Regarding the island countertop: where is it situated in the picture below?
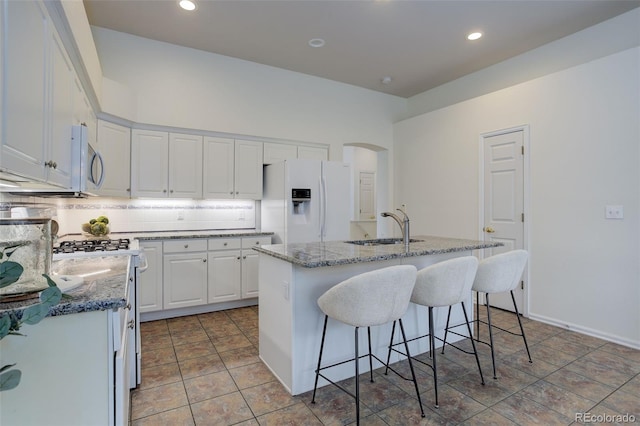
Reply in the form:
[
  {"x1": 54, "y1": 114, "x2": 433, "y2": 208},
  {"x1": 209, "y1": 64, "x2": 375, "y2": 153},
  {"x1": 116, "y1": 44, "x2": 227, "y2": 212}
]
[
  {"x1": 0, "y1": 255, "x2": 131, "y2": 317},
  {"x1": 253, "y1": 235, "x2": 502, "y2": 268}
]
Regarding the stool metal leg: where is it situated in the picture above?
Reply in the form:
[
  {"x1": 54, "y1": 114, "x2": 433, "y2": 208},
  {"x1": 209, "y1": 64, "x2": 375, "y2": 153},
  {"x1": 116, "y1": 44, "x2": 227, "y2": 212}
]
[
  {"x1": 461, "y1": 301, "x2": 485, "y2": 385},
  {"x1": 485, "y1": 293, "x2": 498, "y2": 379},
  {"x1": 384, "y1": 320, "x2": 397, "y2": 375},
  {"x1": 428, "y1": 307, "x2": 439, "y2": 408},
  {"x1": 398, "y1": 318, "x2": 426, "y2": 418},
  {"x1": 367, "y1": 327, "x2": 374, "y2": 383},
  {"x1": 511, "y1": 290, "x2": 533, "y2": 364},
  {"x1": 441, "y1": 305, "x2": 453, "y2": 354},
  {"x1": 354, "y1": 326, "x2": 360, "y2": 426},
  {"x1": 311, "y1": 315, "x2": 329, "y2": 403}
]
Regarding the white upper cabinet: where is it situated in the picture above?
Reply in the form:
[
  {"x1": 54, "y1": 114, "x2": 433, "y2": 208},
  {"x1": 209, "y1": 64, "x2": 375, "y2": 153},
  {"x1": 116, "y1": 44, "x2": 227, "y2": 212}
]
[
  {"x1": 297, "y1": 145, "x2": 329, "y2": 161},
  {"x1": 234, "y1": 139, "x2": 263, "y2": 199},
  {"x1": 47, "y1": 28, "x2": 75, "y2": 188},
  {"x1": 96, "y1": 120, "x2": 131, "y2": 198},
  {"x1": 1, "y1": 1, "x2": 50, "y2": 182},
  {"x1": 263, "y1": 142, "x2": 297, "y2": 165},
  {"x1": 169, "y1": 133, "x2": 203, "y2": 198},
  {"x1": 131, "y1": 129, "x2": 203, "y2": 198},
  {"x1": 131, "y1": 129, "x2": 169, "y2": 198},
  {"x1": 203, "y1": 137, "x2": 263, "y2": 200}
]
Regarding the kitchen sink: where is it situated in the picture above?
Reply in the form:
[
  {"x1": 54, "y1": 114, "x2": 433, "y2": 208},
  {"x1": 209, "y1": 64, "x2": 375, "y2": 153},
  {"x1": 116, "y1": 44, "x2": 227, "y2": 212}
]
[{"x1": 345, "y1": 238, "x2": 424, "y2": 246}]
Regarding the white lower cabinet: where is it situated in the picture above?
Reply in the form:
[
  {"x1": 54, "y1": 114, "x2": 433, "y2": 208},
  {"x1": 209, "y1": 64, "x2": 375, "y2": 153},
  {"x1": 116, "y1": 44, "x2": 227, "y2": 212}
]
[
  {"x1": 139, "y1": 241, "x2": 163, "y2": 313},
  {"x1": 163, "y1": 240, "x2": 208, "y2": 309},
  {"x1": 139, "y1": 236, "x2": 271, "y2": 319}
]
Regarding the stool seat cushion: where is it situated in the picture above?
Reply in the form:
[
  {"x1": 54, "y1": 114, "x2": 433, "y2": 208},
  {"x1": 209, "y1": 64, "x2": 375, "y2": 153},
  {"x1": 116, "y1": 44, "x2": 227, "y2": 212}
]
[
  {"x1": 411, "y1": 257, "x2": 478, "y2": 308},
  {"x1": 472, "y1": 249, "x2": 528, "y2": 294},
  {"x1": 317, "y1": 265, "x2": 417, "y2": 327}
]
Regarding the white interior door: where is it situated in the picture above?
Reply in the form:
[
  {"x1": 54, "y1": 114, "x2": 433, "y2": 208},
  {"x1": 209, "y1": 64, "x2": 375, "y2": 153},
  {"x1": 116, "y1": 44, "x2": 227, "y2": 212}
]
[
  {"x1": 482, "y1": 129, "x2": 525, "y2": 313},
  {"x1": 358, "y1": 171, "x2": 376, "y2": 221}
]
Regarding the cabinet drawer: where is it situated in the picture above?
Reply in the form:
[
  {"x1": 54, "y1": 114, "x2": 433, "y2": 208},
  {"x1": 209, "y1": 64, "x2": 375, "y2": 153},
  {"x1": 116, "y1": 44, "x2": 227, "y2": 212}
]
[
  {"x1": 208, "y1": 238, "x2": 241, "y2": 251},
  {"x1": 163, "y1": 239, "x2": 207, "y2": 253},
  {"x1": 241, "y1": 236, "x2": 272, "y2": 249}
]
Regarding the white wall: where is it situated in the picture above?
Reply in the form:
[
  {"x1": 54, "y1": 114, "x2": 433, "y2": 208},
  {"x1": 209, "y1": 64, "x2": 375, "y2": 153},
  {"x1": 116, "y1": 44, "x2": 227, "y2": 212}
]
[
  {"x1": 394, "y1": 47, "x2": 640, "y2": 347},
  {"x1": 91, "y1": 27, "x2": 405, "y2": 162}
]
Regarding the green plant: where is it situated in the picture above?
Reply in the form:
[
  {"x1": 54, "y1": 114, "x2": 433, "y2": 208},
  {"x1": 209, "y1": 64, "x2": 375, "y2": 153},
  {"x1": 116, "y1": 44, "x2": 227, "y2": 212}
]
[{"x1": 0, "y1": 243, "x2": 62, "y2": 391}]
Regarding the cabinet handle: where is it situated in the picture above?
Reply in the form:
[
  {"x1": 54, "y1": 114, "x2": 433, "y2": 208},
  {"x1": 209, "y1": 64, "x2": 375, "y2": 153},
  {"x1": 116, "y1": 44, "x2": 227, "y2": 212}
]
[
  {"x1": 237, "y1": 256, "x2": 241, "y2": 260},
  {"x1": 243, "y1": 255, "x2": 247, "y2": 259},
  {"x1": 45, "y1": 160, "x2": 57, "y2": 169},
  {"x1": 230, "y1": 191, "x2": 234, "y2": 195},
  {"x1": 236, "y1": 191, "x2": 239, "y2": 195},
  {"x1": 127, "y1": 188, "x2": 131, "y2": 192},
  {"x1": 170, "y1": 189, "x2": 174, "y2": 193},
  {"x1": 223, "y1": 242, "x2": 228, "y2": 246},
  {"x1": 163, "y1": 189, "x2": 167, "y2": 193},
  {"x1": 184, "y1": 244, "x2": 189, "y2": 248},
  {"x1": 127, "y1": 320, "x2": 135, "y2": 329},
  {"x1": 203, "y1": 258, "x2": 207, "y2": 262}
]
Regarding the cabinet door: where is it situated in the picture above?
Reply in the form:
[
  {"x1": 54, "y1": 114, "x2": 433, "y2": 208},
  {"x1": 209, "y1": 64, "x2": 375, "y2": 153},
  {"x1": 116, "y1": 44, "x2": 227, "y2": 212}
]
[
  {"x1": 241, "y1": 250, "x2": 260, "y2": 299},
  {"x1": 96, "y1": 120, "x2": 131, "y2": 198},
  {"x1": 169, "y1": 133, "x2": 203, "y2": 198},
  {"x1": 1, "y1": 0, "x2": 48, "y2": 181},
  {"x1": 139, "y1": 241, "x2": 163, "y2": 313},
  {"x1": 208, "y1": 250, "x2": 241, "y2": 303},
  {"x1": 234, "y1": 139, "x2": 263, "y2": 200},
  {"x1": 131, "y1": 129, "x2": 169, "y2": 197},
  {"x1": 47, "y1": 29, "x2": 74, "y2": 188},
  {"x1": 163, "y1": 252, "x2": 208, "y2": 309},
  {"x1": 263, "y1": 142, "x2": 297, "y2": 165},
  {"x1": 298, "y1": 145, "x2": 329, "y2": 161},
  {"x1": 203, "y1": 136, "x2": 235, "y2": 199}
]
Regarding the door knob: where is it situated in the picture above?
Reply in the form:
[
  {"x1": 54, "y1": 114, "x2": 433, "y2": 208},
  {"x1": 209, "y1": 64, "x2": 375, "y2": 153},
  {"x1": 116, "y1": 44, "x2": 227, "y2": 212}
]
[{"x1": 483, "y1": 226, "x2": 495, "y2": 233}]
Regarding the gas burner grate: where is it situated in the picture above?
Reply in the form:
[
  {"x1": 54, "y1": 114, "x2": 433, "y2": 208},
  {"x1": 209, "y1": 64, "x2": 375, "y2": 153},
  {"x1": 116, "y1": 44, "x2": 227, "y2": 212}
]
[{"x1": 53, "y1": 238, "x2": 131, "y2": 254}]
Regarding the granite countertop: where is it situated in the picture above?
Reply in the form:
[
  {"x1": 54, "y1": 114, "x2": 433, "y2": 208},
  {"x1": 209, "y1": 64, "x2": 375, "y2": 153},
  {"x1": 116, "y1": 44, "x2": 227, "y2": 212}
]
[
  {"x1": 0, "y1": 255, "x2": 131, "y2": 318},
  {"x1": 253, "y1": 235, "x2": 503, "y2": 268}
]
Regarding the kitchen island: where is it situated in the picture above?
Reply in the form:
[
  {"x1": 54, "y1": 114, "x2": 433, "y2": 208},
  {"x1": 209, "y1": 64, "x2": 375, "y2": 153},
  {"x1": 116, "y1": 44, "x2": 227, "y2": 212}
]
[
  {"x1": 0, "y1": 255, "x2": 135, "y2": 426},
  {"x1": 254, "y1": 236, "x2": 501, "y2": 395}
]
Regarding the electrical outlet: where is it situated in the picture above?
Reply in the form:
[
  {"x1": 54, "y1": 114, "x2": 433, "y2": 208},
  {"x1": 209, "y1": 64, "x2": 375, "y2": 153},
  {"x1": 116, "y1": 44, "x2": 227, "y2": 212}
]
[
  {"x1": 605, "y1": 205, "x2": 623, "y2": 219},
  {"x1": 177, "y1": 209, "x2": 185, "y2": 220}
]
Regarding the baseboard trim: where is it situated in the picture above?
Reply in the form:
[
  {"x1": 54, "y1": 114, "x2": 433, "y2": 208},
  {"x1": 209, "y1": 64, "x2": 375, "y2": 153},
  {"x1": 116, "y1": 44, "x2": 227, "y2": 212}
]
[
  {"x1": 141, "y1": 298, "x2": 258, "y2": 322},
  {"x1": 528, "y1": 312, "x2": 640, "y2": 350}
]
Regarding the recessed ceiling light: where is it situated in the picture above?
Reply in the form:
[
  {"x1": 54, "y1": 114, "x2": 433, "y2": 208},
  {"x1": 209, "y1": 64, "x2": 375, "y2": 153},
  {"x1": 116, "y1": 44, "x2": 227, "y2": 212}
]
[
  {"x1": 467, "y1": 32, "x2": 482, "y2": 41},
  {"x1": 381, "y1": 76, "x2": 392, "y2": 85},
  {"x1": 179, "y1": 0, "x2": 197, "y2": 11},
  {"x1": 308, "y1": 38, "x2": 325, "y2": 48}
]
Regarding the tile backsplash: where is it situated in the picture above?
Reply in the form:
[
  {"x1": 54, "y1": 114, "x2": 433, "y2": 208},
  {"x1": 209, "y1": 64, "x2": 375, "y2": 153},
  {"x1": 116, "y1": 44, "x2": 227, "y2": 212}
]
[{"x1": 1, "y1": 194, "x2": 256, "y2": 236}]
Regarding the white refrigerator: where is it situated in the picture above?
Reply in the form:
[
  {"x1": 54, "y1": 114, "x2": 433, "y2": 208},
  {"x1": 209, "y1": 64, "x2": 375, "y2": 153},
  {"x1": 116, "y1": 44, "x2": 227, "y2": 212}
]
[{"x1": 262, "y1": 159, "x2": 351, "y2": 244}]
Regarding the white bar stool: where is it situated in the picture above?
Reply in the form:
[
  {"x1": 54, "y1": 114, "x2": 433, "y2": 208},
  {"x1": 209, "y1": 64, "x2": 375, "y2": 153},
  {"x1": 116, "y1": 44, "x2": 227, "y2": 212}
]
[
  {"x1": 311, "y1": 265, "x2": 425, "y2": 425},
  {"x1": 386, "y1": 256, "x2": 484, "y2": 408},
  {"x1": 443, "y1": 249, "x2": 531, "y2": 379}
]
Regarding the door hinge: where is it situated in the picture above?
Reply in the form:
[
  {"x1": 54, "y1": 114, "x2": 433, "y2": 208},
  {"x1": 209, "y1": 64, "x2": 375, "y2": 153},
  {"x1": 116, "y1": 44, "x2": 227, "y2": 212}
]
[
  {"x1": 521, "y1": 145, "x2": 524, "y2": 155},
  {"x1": 521, "y1": 213, "x2": 524, "y2": 222},
  {"x1": 521, "y1": 280, "x2": 524, "y2": 290}
]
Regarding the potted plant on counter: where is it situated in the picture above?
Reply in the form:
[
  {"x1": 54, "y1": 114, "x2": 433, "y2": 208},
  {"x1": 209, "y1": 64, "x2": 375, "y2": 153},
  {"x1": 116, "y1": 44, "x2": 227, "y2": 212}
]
[{"x1": 0, "y1": 242, "x2": 62, "y2": 391}]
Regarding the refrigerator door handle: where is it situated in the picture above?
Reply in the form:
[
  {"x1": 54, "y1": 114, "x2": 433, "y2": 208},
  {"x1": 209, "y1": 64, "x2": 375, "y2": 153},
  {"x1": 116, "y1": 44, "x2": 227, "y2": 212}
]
[{"x1": 319, "y1": 175, "x2": 326, "y2": 239}]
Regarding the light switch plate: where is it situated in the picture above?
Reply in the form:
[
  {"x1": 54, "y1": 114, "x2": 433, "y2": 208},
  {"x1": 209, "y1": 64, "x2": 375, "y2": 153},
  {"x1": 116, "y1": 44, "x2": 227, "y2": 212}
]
[{"x1": 605, "y1": 205, "x2": 623, "y2": 219}]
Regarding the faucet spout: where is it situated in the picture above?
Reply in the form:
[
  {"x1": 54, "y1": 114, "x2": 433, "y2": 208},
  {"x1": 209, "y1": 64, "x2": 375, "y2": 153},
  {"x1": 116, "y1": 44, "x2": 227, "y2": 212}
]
[{"x1": 381, "y1": 209, "x2": 411, "y2": 248}]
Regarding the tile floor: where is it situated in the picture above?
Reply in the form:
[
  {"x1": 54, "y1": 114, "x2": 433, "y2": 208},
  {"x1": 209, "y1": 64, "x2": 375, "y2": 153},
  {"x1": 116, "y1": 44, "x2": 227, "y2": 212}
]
[{"x1": 131, "y1": 305, "x2": 640, "y2": 425}]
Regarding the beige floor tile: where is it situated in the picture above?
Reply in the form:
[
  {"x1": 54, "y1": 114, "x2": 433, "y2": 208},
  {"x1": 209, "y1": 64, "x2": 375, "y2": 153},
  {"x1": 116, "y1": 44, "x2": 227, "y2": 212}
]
[
  {"x1": 518, "y1": 380, "x2": 596, "y2": 418},
  {"x1": 131, "y1": 382, "x2": 189, "y2": 420},
  {"x1": 131, "y1": 405, "x2": 195, "y2": 426},
  {"x1": 218, "y1": 345, "x2": 261, "y2": 370},
  {"x1": 171, "y1": 328, "x2": 211, "y2": 346},
  {"x1": 241, "y1": 381, "x2": 299, "y2": 416},
  {"x1": 143, "y1": 346, "x2": 177, "y2": 367},
  {"x1": 492, "y1": 392, "x2": 572, "y2": 425},
  {"x1": 203, "y1": 321, "x2": 242, "y2": 339},
  {"x1": 459, "y1": 408, "x2": 518, "y2": 426},
  {"x1": 228, "y1": 361, "x2": 276, "y2": 389},
  {"x1": 211, "y1": 333, "x2": 253, "y2": 353},
  {"x1": 179, "y1": 353, "x2": 227, "y2": 380},
  {"x1": 191, "y1": 391, "x2": 254, "y2": 425},
  {"x1": 174, "y1": 340, "x2": 216, "y2": 362},
  {"x1": 184, "y1": 370, "x2": 239, "y2": 404},
  {"x1": 545, "y1": 368, "x2": 616, "y2": 402},
  {"x1": 140, "y1": 361, "x2": 183, "y2": 390},
  {"x1": 256, "y1": 402, "x2": 323, "y2": 425}
]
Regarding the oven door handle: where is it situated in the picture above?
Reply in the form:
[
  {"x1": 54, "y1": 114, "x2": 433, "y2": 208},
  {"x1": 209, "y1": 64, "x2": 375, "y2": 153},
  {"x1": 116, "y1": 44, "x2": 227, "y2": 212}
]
[{"x1": 137, "y1": 251, "x2": 149, "y2": 273}]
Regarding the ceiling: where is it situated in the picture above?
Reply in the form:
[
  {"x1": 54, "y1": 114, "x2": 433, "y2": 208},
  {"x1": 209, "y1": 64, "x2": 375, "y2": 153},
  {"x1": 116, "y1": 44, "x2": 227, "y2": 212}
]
[{"x1": 83, "y1": 0, "x2": 639, "y2": 98}]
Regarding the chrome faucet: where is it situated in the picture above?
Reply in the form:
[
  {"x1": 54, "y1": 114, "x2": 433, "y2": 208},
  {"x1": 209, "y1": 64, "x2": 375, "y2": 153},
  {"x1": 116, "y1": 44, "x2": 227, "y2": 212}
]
[{"x1": 381, "y1": 207, "x2": 410, "y2": 248}]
